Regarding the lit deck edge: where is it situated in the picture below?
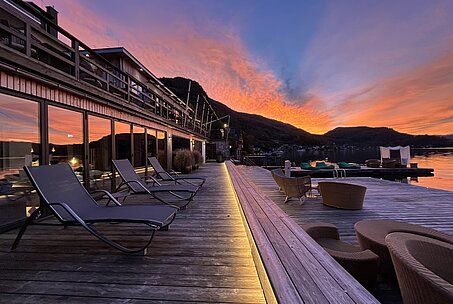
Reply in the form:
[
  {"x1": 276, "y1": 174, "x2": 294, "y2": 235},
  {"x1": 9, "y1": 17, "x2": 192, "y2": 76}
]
[{"x1": 224, "y1": 162, "x2": 277, "y2": 304}]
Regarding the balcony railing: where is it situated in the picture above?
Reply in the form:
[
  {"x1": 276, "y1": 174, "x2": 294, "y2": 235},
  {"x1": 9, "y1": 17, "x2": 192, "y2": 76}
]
[{"x1": 0, "y1": 0, "x2": 209, "y2": 137}]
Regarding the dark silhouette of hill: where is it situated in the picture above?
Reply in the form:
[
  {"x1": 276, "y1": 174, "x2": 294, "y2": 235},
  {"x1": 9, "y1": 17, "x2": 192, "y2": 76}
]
[
  {"x1": 324, "y1": 127, "x2": 450, "y2": 147},
  {"x1": 160, "y1": 77, "x2": 451, "y2": 149},
  {"x1": 160, "y1": 77, "x2": 324, "y2": 150}
]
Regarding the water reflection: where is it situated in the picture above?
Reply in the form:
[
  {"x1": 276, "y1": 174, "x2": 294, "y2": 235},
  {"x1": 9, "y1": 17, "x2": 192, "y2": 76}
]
[{"x1": 408, "y1": 153, "x2": 453, "y2": 191}]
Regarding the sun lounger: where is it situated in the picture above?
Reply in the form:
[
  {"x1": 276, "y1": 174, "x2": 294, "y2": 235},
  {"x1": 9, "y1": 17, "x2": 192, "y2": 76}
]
[
  {"x1": 148, "y1": 157, "x2": 206, "y2": 187},
  {"x1": 112, "y1": 159, "x2": 199, "y2": 209},
  {"x1": 300, "y1": 162, "x2": 319, "y2": 170},
  {"x1": 315, "y1": 161, "x2": 335, "y2": 169},
  {"x1": 337, "y1": 161, "x2": 361, "y2": 169},
  {"x1": 11, "y1": 163, "x2": 178, "y2": 254}
]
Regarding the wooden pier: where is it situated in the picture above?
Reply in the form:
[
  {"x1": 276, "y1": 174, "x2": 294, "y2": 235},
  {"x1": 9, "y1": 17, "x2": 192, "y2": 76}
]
[
  {"x1": 289, "y1": 166, "x2": 434, "y2": 178},
  {"x1": 238, "y1": 165, "x2": 453, "y2": 303},
  {"x1": 0, "y1": 163, "x2": 266, "y2": 303},
  {"x1": 1, "y1": 162, "x2": 451, "y2": 303}
]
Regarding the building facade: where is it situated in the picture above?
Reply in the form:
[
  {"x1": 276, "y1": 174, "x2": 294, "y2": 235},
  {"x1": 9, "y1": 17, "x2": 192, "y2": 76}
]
[{"x1": 0, "y1": 0, "x2": 215, "y2": 231}]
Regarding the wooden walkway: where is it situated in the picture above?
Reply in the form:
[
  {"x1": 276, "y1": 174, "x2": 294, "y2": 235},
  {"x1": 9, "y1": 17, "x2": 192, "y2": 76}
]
[
  {"x1": 226, "y1": 162, "x2": 378, "y2": 304},
  {"x1": 238, "y1": 165, "x2": 453, "y2": 303},
  {"x1": 0, "y1": 163, "x2": 266, "y2": 303}
]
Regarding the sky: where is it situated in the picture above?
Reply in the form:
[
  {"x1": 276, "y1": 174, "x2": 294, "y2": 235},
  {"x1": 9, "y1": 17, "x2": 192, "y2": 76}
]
[{"x1": 40, "y1": 0, "x2": 453, "y2": 135}]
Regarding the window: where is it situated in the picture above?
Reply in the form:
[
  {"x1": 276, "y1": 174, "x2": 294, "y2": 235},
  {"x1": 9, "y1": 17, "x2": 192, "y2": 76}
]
[
  {"x1": 88, "y1": 115, "x2": 112, "y2": 190},
  {"x1": 157, "y1": 130, "x2": 167, "y2": 169},
  {"x1": 0, "y1": 94, "x2": 40, "y2": 228},
  {"x1": 48, "y1": 105, "x2": 84, "y2": 181},
  {"x1": 115, "y1": 121, "x2": 131, "y2": 161},
  {"x1": 133, "y1": 126, "x2": 145, "y2": 167},
  {"x1": 173, "y1": 136, "x2": 190, "y2": 150},
  {"x1": 147, "y1": 128, "x2": 157, "y2": 158}
]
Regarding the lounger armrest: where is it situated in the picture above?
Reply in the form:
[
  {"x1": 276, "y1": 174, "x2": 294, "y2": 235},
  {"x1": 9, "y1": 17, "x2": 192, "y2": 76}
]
[
  {"x1": 90, "y1": 190, "x2": 122, "y2": 206},
  {"x1": 141, "y1": 175, "x2": 161, "y2": 186},
  {"x1": 168, "y1": 169, "x2": 179, "y2": 176},
  {"x1": 49, "y1": 202, "x2": 87, "y2": 225},
  {"x1": 122, "y1": 180, "x2": 150, "y2": 193}
]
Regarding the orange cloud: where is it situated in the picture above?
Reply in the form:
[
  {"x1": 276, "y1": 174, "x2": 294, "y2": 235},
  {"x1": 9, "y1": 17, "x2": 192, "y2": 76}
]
[
  {"x1": 42, "y1": 0, "x2": 333, "y2": 134},
  {"x1": 334, "y1": 51, "x2": 453, "y2": 135}
]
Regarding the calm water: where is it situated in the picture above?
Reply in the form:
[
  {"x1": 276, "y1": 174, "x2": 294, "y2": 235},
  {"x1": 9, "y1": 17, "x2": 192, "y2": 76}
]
[{"x1": 281, "y1": 147, "x2": 453, "y2": 192}]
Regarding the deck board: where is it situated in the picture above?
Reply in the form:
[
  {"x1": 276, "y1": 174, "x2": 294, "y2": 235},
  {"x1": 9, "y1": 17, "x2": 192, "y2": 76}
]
[
  {"x1": 0, "y1": 163, "x2": 266, "y2": 303},
  {"x1": 238, "y1": 165, "x2": 453, "y2": 304}
]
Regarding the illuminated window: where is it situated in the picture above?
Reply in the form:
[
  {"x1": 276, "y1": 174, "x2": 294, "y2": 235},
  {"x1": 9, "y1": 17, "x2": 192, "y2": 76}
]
[{"x1": 48, "y1": 105, "x2": 84, "y2": 181}]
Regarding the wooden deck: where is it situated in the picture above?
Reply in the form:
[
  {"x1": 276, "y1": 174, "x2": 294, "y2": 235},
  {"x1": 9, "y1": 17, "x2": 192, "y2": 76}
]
[
  {"x1": 0, "y1": 163, "x2": 266, "y2": 303},
  {"x1": 238, "y1": 165, "x2": 453, "y2": 303},
  {"x1": 226, "y1": 162, "x2": 378, "y2": 304}
]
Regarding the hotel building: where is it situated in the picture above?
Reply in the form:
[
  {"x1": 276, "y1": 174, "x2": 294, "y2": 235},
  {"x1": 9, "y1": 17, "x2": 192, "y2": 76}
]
[{"x1": 0, "y1": 0, "x2": 216, "y2": 231}]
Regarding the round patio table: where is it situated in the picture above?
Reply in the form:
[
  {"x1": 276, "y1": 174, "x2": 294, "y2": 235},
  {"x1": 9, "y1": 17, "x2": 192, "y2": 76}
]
[{"x1": 354, "y1": 219, "x2": 453, "y2": 276}]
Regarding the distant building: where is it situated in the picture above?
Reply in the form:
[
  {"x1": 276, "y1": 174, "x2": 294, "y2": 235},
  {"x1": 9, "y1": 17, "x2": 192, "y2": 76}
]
[{"x1": 0, "y1": 0, "x2": 216, "y2": 231}]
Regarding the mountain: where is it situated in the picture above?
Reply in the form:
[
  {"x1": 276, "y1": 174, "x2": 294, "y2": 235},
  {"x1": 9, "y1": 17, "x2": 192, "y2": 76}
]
[
  {"x1": 160, "y1": 77, "x2": 451, "y2": 150},
  {"x1": 160, "y1": 77, "x2": 324, "y2": 151},
  {"x1": 324, "y1": 127, "x2": 451, "y2": 147}
]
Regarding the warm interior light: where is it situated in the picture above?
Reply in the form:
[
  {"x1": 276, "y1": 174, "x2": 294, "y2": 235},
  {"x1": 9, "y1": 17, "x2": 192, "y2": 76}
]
[
  {"x1": 70, "y1": 157, "x2": 78, "y2": 166},
  {"x1": 223, "y1": 123, "x2": 228, "y2": 128},
  {"x1": 51, "y1": 147, "x2": 56, "y2": 153}
]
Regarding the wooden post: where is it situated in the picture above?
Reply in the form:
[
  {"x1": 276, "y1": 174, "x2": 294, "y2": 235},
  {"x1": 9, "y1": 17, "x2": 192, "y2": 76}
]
[
  {"x1": 193, "y1": 94, "x2": 199, "y2": 131},
  {"x1": 200, "y1": 101, "x2": 206, "y2": 134},
  {"x1": 73, "y1": 40, "x2": 80, "y2": 79},
  {"x1": 25, "y1": 23, "x2": 31, "y2": 57}
]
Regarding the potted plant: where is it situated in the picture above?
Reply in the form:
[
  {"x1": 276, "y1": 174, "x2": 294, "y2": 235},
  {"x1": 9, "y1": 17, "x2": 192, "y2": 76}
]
[
  {"x1": 192, "y1": 150, "x2": 203, "y2": 170},
  {"x1": 216, "y1": 151, "x2": 225, "y2": 163},
  {"x1": 174, "y1": 149, "x2": 194, "y2": 174}
]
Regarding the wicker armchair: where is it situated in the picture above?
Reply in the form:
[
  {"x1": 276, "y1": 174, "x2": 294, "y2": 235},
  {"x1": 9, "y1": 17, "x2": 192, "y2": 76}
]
[
  {"x1": 318, "y1": 181, "x2": 367, "y2": 209},
  {"x1": 271, "y1": 168, "x2": 285, "y2": 191},
  {"x1": 385, "y1": 232, "x2": 453, "y2": 304},
  {"x1": 271, "y1": 169, "x2": 311, "y2": 204},
  {"x1": 355, "y1": 219, "x2": 453, "y2": 276},
  {"x1": 303, "y1": 223, "x2": 379, "y2": 288}
]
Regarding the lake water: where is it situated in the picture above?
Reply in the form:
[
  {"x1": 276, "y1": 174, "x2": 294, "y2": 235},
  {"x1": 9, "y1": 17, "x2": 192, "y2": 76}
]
[{"x1": 281, "y1": 147, "x2": 453, "y2": 192}]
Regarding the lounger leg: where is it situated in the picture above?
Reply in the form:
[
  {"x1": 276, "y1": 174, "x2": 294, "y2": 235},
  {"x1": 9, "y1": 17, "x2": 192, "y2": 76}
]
[
  {"x1": 299, "y1": 196, "x2": 306, "y2": 205},
  {"x1": 159, "y1": 213, "x2": 176, "y2": 231},
  {"x1": 160, "y1": 224, "x2": 170, "y2": 231},
  {"x1": 284, "y1": 196, "x2": 290, "y2": 203},
  {"x1": 11, "y1": 208, "x2": 41, "y2": 251}
]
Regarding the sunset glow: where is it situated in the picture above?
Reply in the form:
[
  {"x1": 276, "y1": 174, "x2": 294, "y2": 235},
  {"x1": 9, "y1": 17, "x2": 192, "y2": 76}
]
[{"x1": 41, "y1": 0, "x2": 453, "y2": 135}]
